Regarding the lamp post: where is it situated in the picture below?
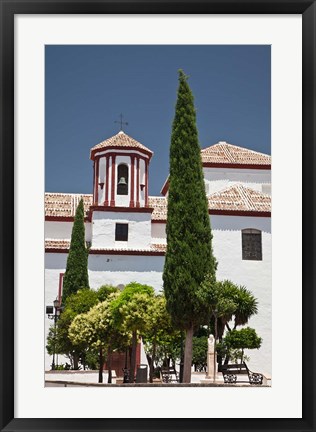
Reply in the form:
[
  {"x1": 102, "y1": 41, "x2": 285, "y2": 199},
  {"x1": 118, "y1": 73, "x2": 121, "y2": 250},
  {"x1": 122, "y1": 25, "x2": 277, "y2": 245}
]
[
  {"x1": 123, "y1": 347, "x2": 130, "y2": 383},
  {"x1": 47, "y1": 298, "x2": 62, "y2": 370}
]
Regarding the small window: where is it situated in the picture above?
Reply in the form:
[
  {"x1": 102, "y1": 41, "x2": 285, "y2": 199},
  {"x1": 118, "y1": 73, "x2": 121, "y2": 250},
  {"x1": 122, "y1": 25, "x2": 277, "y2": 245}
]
[
  {"x1": 242, "y1": 229, "x2": 262, "y2": 261},
  {"x1": 46, "y1": 306, "x2": 54, "y2": 315},
  {"x1": 117, "y1": 164, "x2": 128, "y2": 195},
  {"x1": 115, "y1": 223, "x2": 128, "y2": 241}
]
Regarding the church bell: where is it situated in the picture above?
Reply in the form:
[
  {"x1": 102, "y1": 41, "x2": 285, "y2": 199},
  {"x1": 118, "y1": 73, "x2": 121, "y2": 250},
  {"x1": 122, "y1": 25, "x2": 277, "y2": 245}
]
[{"x1": 118, "y1": 177, "x2": 127, "y2": 185}]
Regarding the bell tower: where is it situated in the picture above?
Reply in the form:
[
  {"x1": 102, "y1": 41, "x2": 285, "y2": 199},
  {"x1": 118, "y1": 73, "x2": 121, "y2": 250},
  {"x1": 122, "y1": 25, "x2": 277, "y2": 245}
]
[{"x1": 90, "y1": 131, "x2": 153, "y2": 209}]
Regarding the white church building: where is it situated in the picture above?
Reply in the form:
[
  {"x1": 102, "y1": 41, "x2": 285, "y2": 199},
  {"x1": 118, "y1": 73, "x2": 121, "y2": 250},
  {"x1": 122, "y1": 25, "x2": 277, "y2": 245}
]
[{"x1": 45, "y1": 131, "x2": 271, "y2": 376}]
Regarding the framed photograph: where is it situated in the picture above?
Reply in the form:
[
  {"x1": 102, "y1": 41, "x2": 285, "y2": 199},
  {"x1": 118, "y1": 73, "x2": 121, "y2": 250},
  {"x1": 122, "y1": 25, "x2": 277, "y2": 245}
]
[{"x1": 1, "y1": 1, "x2": 315, "y2": 431}]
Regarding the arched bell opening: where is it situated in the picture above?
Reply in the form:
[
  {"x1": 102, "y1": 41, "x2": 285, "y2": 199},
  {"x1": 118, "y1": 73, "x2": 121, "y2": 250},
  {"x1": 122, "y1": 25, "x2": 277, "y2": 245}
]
[{"x1": 117, "y1": 164, "x2": 129, "y2": 195}]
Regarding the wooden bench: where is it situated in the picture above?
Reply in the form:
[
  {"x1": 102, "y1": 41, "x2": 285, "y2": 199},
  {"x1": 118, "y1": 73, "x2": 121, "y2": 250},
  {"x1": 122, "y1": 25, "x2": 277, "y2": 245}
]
[
  {"x1": 160, "y1": 367, "x2": 179, "y2": 383},
  {"x1": 220, "y1": 362, "x2": 263, "y2": 385}
]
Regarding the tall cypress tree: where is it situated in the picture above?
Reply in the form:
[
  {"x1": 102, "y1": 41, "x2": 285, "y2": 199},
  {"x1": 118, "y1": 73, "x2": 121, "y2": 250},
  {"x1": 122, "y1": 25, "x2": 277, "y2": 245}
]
[
  {"x1": 163, "y1": 70, "x2": 217, "y2": 383},
  {"x1": 62, "y1": 198, "x2": 89, "y2": 302}
]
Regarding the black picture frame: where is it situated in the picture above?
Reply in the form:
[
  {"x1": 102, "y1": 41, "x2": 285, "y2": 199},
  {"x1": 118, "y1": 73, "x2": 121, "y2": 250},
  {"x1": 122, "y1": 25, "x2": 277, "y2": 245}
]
[{"x1": 0, "y1": 1, "x2": 315, "y2": 431}]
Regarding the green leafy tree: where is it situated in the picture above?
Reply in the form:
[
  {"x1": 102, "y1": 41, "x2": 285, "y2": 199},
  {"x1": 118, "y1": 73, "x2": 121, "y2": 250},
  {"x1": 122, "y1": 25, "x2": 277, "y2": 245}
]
[
  {"x1": 97, "y1": 284, "x2": 120, "y2": 302},
  {"x1": 163, "y1": 70, "x2": 217, "y2": 383},
  {"x1": 69, "y1": 292, "x2": 130, "y2": 383},
  {"x1": 201, "y1": 277, "x2": 259, "y2": 368},
  {"x1": 223, "y1": 327, "x2": 262, "y2": 363},
  {"x1": 62, "y1": 199, "x2": 89, "y2": 302},
  {"x1": 192, "y1": 336, "x2": 208, "y2": 371},
  {"x1": 111, "y1": 282, "x2": 155, "y2": 383},
  {"x1": 46, "y1": 288, "x2": 98, "y2": 369},
  {"x1": 46, "y1": 285, "x2": 120, "y2": 370},
  {"x1": 203, "y1": 279, "x2": 258, "y2": 339},
  {"x1": 143, "y1": 295, "x2": 181, "y2": 382}
]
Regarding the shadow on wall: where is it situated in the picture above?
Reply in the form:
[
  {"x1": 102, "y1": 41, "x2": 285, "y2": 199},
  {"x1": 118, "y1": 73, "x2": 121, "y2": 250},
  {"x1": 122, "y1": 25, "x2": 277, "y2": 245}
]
[
  {"x1": 210, "y1": 215, "x2": 271, "y2": 234},
  {"x1": 88, "y1": 254, "x2": 165, "y2": 273}
]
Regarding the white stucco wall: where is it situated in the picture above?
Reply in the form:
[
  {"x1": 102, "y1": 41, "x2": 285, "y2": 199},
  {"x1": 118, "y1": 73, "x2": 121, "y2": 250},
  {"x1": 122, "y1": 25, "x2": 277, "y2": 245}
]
[
  {"x1": 203, "y1": 167, "x2": 271, "y2": 195},
  {"x1": 45, "y1": 214, "x2": 271, "y2": 375},
  {"x1": 211, "y1": 215, "x2": 271, "y2": 375},
  {"x1": 44, "y1": 252, "x2": 165, "y2": 370},
  {"x1": 97, "y1": 157, "x2": 106, "y2": 204},
  {"x1": 139, "y1": 158, "x2": 145, "y2": 206},
  {"x1": 151, "y1": 223, "x2": 166, "y2": 244},
  {"x1": 45, "y1": 221, "x2": 92, "y2": 242},
  {"x1": 88, "y1": 254, "x2": 164, "y2": 291},
  {"x1": 91, "y1": 211, "x2": 152, "y2": 249},
  {"x1": 45, "y1": 253, "x2": 68, "y2": 370}
]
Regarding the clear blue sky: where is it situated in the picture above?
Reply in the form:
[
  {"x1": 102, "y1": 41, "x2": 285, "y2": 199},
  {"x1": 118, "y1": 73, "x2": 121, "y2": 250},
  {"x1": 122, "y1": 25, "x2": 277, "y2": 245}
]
[{"x1": 45, "y1": 45, "x2": 271, "y2": 196}]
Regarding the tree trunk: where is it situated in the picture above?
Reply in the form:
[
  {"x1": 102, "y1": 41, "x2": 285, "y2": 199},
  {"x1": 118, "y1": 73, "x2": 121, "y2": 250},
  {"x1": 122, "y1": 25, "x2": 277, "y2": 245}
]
[
  {"x1": 150, "y1": 338, "x2": 156, "y2": 383},
  {"x1": 98, "y1": 347, "x2": 103, "y2": 383},
  {"x1": 183, "y1": 324, "x2": 194, "y2": 383},
  {"x1": 107, "y1": 346, "x2": 112, "y2": 383},
  {"x1": 130, "y1": 330, "x2": 137, "y2": 383},
  {"x1": 73, "y1": 352, "x2": 79, "y2": 370}
]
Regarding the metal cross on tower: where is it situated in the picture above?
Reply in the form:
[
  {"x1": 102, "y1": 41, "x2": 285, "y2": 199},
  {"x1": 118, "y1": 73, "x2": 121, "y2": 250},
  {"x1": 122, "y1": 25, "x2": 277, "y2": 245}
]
[{"x1": 115, "y1": 114, "x2": 128, "y2": 131}]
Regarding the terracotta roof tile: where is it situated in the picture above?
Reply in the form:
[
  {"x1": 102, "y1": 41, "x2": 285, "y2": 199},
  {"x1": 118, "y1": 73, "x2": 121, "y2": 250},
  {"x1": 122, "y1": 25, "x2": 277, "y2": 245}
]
[
  {"x1": 201, "y1": 142, "x2": 271, "y2": 166},
  {"x1": 45, "y1": 185, "x2": 270, "y2": 222},
  {"x1": 90, "y1": 131, "x2": 153, "y2": 158},
  {"x1": 148, "y1": 197, "x2": 168, "y2": 221},
  {"x1": 45, "y1": 239, "x2": 166, "y2": 253},
  {"x1": 151, "y1": 243, "x2": 167, "y2": 252},
  {"x1": 149, "y1": 185, "x2": 271, "y2": 220},
  {"x1": 45, "y1": 193, "x2": 92, "y2": 217},
  {"x1": 45, "y1": 239, "x2": 70, "y2": 249},
  {"x1": 208, "y1": 184, "x2": 271, "y2": 212}
]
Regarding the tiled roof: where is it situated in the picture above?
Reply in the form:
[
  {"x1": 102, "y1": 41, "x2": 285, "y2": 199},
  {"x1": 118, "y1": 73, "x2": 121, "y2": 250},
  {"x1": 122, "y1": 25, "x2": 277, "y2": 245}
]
[
  {"x1": 45, "y1": 185, "x2": 270, "y2": 221},
  {"x1": 45, "y1": 193, "x2": 92, "y2": 217},
  {"x1": 90, "y1": 131, "x2": 153, "y2": 158},
  {"x1": 149, "y1": 185, "x2": 271, "y2": 220},
  {"x1": 148, "y1": 197, "x2": 168, "y2": 221},
  {"x1": 201, "y1": 141, "x2": 271, "y2": 166},
  {"x1": 45, "y1": 239, "x2": 70, "y2": 249},
  {"x1": 208, "y1": 184, "x2": 271, "y2": 213},
  {"x1": 45, "y1": 239, "x2": 166, "y2": 253},
  {"x1": 151, "y1": 243, "x2": 167, "y2": 252}
]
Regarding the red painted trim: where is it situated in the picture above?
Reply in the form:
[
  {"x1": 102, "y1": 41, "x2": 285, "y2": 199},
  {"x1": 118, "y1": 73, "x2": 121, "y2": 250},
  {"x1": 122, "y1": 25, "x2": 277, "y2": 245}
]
[
  {"x1": 45, "y1": 216, "x2": 90, "y2": 222},
  {"x1": 45, "y1": 216, "x2": 75, "y2": 222},
  {"x1": 210, "y1": 210, "x2": 271, "y2": 217},
  {"x1": 161, "y1": 180, "x2": 169, "y2": 196},
  {"x1": 145, "y1": 160, "x2": 149, "y2": 206},
  {"x1": 93, "y1": 161, "x2": 96, "y2": 203},
  {"x1": 130, "y1": 156, "x2": 135, "y2": 207},
  {"x1": 95, "y1": 157, "x2": 100, "y2": 204},
  {"x1": 90, "y1": 206, "x2": 153, "y2": 214},
  {"x1": 45, "y1": 249, "x2": 69, "y2": 254},
  {"x1": 203, "y1": 162, "x2": 271, "y2": 170},
  {"x1": 91, "y1": 146, "x2": 153, "y2": 161},
  {"x1": 110, "y1": 155, "x2": 116, "y2": 206},
  {"x1": 150, "y1": 209, "x2": 271, "y2": 221},
  {"x1": 136, "y1": 157, "x2": 140, "y2": 207},
  {"x1": 45, "y1": 248, "x2": 165, "y2": 256},
  {"x1": 104, "y1": 155, "x2": 110, "y2": 206},
  {"x1": 89, "y1": 249, "x2": 165, "y2": 256},
  {"x1": 58, "y1": 273, "x2": 64, "y2": 304}
]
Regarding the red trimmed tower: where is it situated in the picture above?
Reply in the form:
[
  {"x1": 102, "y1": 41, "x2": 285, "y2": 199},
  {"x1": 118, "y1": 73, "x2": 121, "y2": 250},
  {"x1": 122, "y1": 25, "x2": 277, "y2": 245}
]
[
  {"x1": 90, "y1": 131, "x2": 153, "y2": 209},
  {"x1": 89, "y1": 131, "x2": 154, "y2": 251}
]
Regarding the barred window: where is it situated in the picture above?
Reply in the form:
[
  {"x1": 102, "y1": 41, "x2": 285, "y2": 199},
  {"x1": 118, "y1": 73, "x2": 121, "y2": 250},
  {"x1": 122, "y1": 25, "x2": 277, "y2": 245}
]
[
  {"x1": 115, "y1": 223, "x2": 128, "y2": 241},
  {"x1": 242, "y1": 229, "x2": 262, "y2": 261}
]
